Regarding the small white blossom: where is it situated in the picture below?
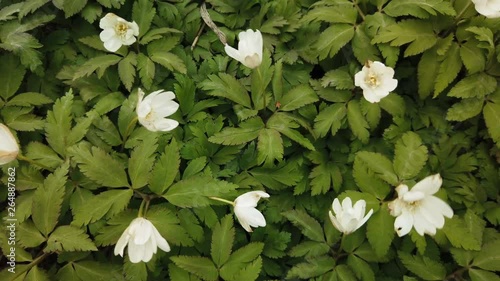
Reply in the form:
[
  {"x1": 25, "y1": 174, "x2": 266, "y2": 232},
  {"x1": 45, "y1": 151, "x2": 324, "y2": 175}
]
[
  {"x1": 99, "y1": 13, "x2": 139, "y2": 52},
  {"x1": 114, "y1": 217, "x2": 170, "y2": 263},
  {"x1": 136, "y1": 88, "x2": 179, "y2": 132},
  {"x1": 224, "y1": 29, "x2": 263, "y2": 69},
  {"x1": 234, "y1": 191, "x2": 269, "y2": 232},
  {"x1": 354, "y1": 61, "x2": 398, "y2": 103},
  {"x1": 0, "y1": 124, "x2": 19, "y2": 165},
  {"x1": 388, "y1": 174, "x2": 454, "y2": 237},
  {"x1": 471, "y1": 0, "x2": 500, "y2": 18},
  {"x1": 329, "y1": 197, "x2": 373, "y2": 234}
]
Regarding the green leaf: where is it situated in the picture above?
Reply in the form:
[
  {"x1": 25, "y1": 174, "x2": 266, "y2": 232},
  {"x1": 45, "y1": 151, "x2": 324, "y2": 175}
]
[
  {"x1": 484, "y1": 100, "x2": 500, "y2": 146},
  {"x1": 0, "y1": 54, "x2": 26, "y2": 100},
  {"x1": 17, "y1": 220, "x2": 46, "y2": 248},
  {"x1": 128, "y1": 134, "x2": 158, "y2": 189},
  {"x1": 321, "y1": 69, "x2": 354, "y2": 89},
  {"x1": 418, "y1": 49, "x2": 440, "y2": 99},
  {"x1": 352, "y1": 24, "x2": 382, "y2": 64},
  {"x1": 73, "y1": 54, "x2": 121, "y2": 80},
  {"x1": 45, "y1": 225, "x2": 97, "y2": 252},
  {"x1": 170, "y1": 256, "x2": 218, "y2": 281},
  {"x1": 280, "y1": 84, "x2": 319, "y2": 111},
  {"x1": 310, "y1": 162, "x2": 341, "y2": 195},
  {"x1": 314, "y1": 103, "x2": 347, "y2": 138},
  {"x1": 209, "y1": 117, "x2": 264, "y2": 145},
  {"x1": 211, "y1": 215, "x2": 234, "y2": 268},
  {"x1": 132, "y1": 0, "x2": 155, "y2": 36},
  {"x1": 124, "y1": 260, "x2": 147, "y2": 281},
  {"x1": 45, "y1": 91, "x2": 73, "y2": 156},
  {"x1": 448, "y1": 73, "x2": 497, "y2": 98},
  {"x1": 398, "y1": 251, "x2": 446, "y2": 280},
  {"x1": 355, "y1": 152, "x2": 399, "y2": 185},
  {"x1": 353, "y1": 158, "x2": 391, "y2": 199},
  {"x1": 68, "y1": 143, "x2": 130, "y2": 188},
  {"x1": 164, "y1": 177, "x2": 238, "y2": 207},
  {"x1": 150, "y1": 51, "x2": 187, "y2": 74},
  {"x1": 267, "y1": 113, "x2": 315, "y2": 151},
  {"x1": 348, "y1": 100, "x2": 370, "y2": 143},
  {"x1": 220, "y1": 242, "x2": 264, "y2": 280},
  {"x1": 137, "y1": 53, "x2": 155, "y2": 90},
  {"x1": 469, "y1": 269, "x2": 500, "y2": 281},
  {"x1": 0, "y1": 3, "x2": 24, "y2": 21},
  {"x1": 473, "y1": 239, "x2": 500, "y2": 271},
  {"x1": 149, "y1": 138, "x2": 180, "y2": 194},
  {"x1": 347, "y1": 254, "x2": 376, "y2": 281},
  {"x1": 434, "y1": 43, "x2": 462, "y2": 97},
  {"x1": 72, "y1": 189, "x2": 133, "y2": 226},
  {"x1": 250, "y1": 161, "x2": 303, "y2": 189},
  {"x1": 446, "y1": 98, "x2": 484, "y2": 121},
  {"x1": 442, "y1": 216, "x2": 481, "y2": 250},
  {"x1": 289, "y1": 241, "x2": 330, "y2": 258},
  {"x1": 183, "y1": 157, "x2": 207, "y2": 179},
  {"x1": 286, "y1": 255, "x2": 335, "y2": 279},
  {"x1": 200, "y1": 73, "x2": 252, "y2": 108},
  {"x1": 73, "y1": 261, "x2": 121, "y2": 281},
  {"x1": 282, "y1": 210, "x2": 325, "y2": 242},
  {"x1": 315, "y1": 24, "x2": 355, "y2": 60},
  {"x1": 25, "y1": 142, "x2": 63, "y2": 170},
  {"x1": 367, "y1": 206, "x2": 394, "y2": 257},
  {"x1": 372, "y1": 19, "x2": 437, "y2": 57},
  {"x1": 379, "y1": 93, "x2": 406, "y2": 117},
  {"x1": 6, "y1": 92, "x2": 52, "y2": 107},
  {"x1": 460, "y1": 41, "x2": 486, "y2": 74},
  {"x1": 32, "y1": 163, "x2": 69, "y2": 236},
  {"x1": 393, "y1": 132, "x2": 428, "y2": 180},
  {"x1": 384, "y1": 0, "x2": 456, "y2": 19},
  {"x1": 257, "y1": 128, "x2": 283, "y2": 165},
  {"x1": 63, "y1": 0, "x2": 88, "y2": 18},
  {"x1": 303, "y1": 5, "x2": 357, "y2": 24},
  {"x1": 81, "y1": 3, "x2": 102, "y2": 23},
  {"x1": 118, "y1": 52, "x2": 137, "y2": 91}
]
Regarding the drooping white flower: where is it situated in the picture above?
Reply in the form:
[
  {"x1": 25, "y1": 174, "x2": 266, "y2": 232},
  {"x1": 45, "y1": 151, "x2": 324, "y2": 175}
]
[
  {"x1": 354, "y1": 61, "x2": 398, "y2": 103},
  {"x1": 328, "y1": 197, "x2": 373, "y2": 234},
  {"x1": 114, "y1": 217, "x2": 170, "y2": 263},
  {"x1": 234, "y1": 191, "x2": 270, "y2": 232},
  {"x1": 136, "y1": 88, "x2": 179, "y2": 132},
  {"x1": 471, "y1": 0, "x2": 500, "y2": 18},
  {"x1": 388, "y1": 174, "x2": 454, "y2": 237},
  {"x1": 0, "y1": 124, "x2": 19, "y2": 165},
  {"x1": 99, "y1": 13, "x2": 139, "y2": 52},
  {"x1": 224, "y1": 29, "x2": 263, "y2": 69}
]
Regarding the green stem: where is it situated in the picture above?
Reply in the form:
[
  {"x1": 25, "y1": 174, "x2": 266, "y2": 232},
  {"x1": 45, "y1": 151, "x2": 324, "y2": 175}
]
[
  {"x1": 137, "y1": 199, "x2": 147, "y2": 217},
  {"x1": 353, "y1": 0, "x2": 366, "y2": 20},
  {"x1": 17, "y1": 155, "x2": 53, "y2": 171},
  {"x1": 10, "y1": 252, "x2": 50, "y2": 279},
  {"x1": 143, "y1": 199, "x2": 151, "y2": 217},
  {"x1": 455, "y1": 1, "x2": 473, "y2": 22},
  {"x1": 256, "y1": 67, "x2": 267, "y2": 109},
  {"x1": 209, "y1": 196, "x2": 235, "y2": 206}
]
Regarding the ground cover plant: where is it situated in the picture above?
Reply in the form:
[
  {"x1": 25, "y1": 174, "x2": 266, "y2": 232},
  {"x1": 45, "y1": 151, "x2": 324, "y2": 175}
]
[{"x1": 0, "y1": 0, "x2": 499, "y2": 280}]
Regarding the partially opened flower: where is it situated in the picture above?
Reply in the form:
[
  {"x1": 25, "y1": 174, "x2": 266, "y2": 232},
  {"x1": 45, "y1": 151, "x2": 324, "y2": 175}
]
[
  {"x1": 0, "y1": 124, "x2": 19, "y2": 165},
  {"x1": 354, "y1": 61, "x2": 398, "y2": 103},
  {"x1": 471, "y1": 0, "x2": 500, "y2": 18},
  {"x1": 224, "y1": 29, "x2": 263, "y2": 69},
  {"x1": 99, "y1": 13, "x2": 139, "y2": 52},
  {"x1": 234, "y1": 191, "x2": 270, "y2": 232},
  {"x1": 388, "y1": 174, "x2": 454, "y2": 237},
  {"x1": 114, "y1": 217, "x2": 170, "y2": 263},
  {"x1": 329, "y1": 197, "x2": 373, "y2": 234},
  {"x1": 136, "y1": 89, "x2": 179, "y2": 132}
]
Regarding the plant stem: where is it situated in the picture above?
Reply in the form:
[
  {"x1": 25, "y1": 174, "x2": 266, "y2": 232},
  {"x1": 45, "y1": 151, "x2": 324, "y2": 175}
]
[
  {"x1": 138, "y1": 199, "x2": 147, "y2": 217},
  {"x1": 353, "y1": 0, "x2": 366, "y2": 20},
  {"x1": 17, "y1": 155, "x2": 53, "y2": 171},
  {"x1": 256, "y1": 67, "x2": 267, "y2": 110},
  {"x1": 209, "y1": 196, "x2": 235, "y2": 206},
  {"x1": 10, "y1": 252, "x2": 50, "y2": 279}
]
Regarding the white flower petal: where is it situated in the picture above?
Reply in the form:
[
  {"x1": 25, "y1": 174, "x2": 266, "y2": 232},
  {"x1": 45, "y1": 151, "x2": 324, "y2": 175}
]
[
  {"x1": 152, "y1": 227, "x2": 171, "y2": 252},
  {"x1": 103, "y1": 38, "x2": 122, "y2": 52},
  {"x1": 99, "y1": 13, "x2": 138, "y2": 52},
  {"x1": 224, "y1": 45, "x2": 243, "y2": 63},
  {"x1": 329, "y1": 211, "x2": 345, "y2": 233},
  {"x1": 136, "y1": 89, "x2": 180, "y2": 132},
  {"x1": 426, "y1": 196, "x2": 454, "y2": 218},
  {"x1": 411, "y1": 174, "x2": 442, "y2": 195},
  {"x1": 0, "y1": 124, "x2": 19, "y2": 165},
  {"x1": 356, "y1": 208, "x2": 374, "y2": 231},
  {"x1": 152, "y1": 119, "x2": 179, "y2": 132},
  {"x1": 234, "y1": 191, "x2": 270, "y2": 208},
  {"x1": 225, "y1": 29, "x2": 263, "y2": 68},
  {"x1": 394, "y1": 210, "x2": 413, "y2": 237},
  {"x1": 329, "y1": 197, "x2": 372, "y2": 235},
  {"x1": 114, "y1": 232, "x2": 130, "y2": 257}
]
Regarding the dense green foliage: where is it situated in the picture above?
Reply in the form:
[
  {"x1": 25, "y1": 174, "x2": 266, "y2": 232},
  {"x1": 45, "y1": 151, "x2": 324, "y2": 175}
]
[{"x1": 0, "y1": 0, "x2": 499, "y2": 280}]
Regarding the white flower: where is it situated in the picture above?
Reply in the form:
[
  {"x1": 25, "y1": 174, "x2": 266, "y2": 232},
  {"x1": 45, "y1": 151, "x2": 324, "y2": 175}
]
[
  {"x1": 0, "y1": 124, "x2": 19, "y2": 165},
  {"x1": 99, "y1": 13, "x2": 139, "y2": 52},
  {"x1": 388, "y1": 174, "x2": 454, "y2": 237},
  {"x1": 328, "y1": 197, "x2": 373, "y2": 234},
  {"x1": 224, "y1": 29, "x2": 263, "y2": 69},
  {"x1": 114, "y1": 217, "x2": 170, "y2": 263},
  {"x1": 136, "y1": 88, "x2": 179, "y2": 132},
  {"x1": 354, "y1": 61, "x2": 398, "y2": 103},
  {"x1": 471, "y1": 0, "x2": 500, "y2": 18},
  {"x1": 234, "y1": 191, "x2": 270, "y2": 232}
]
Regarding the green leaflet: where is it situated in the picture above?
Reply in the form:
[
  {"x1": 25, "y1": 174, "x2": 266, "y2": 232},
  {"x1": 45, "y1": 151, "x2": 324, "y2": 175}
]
[
  {"x1": 366, "y1": 206, "x2": 395, "y2": 258},
  {"x1": 164, "y1": 176, "x2": 238, "y2": 207},
  {"x1": 149, "y1": 138, "x2": 180, "y2": 194},
  {"x1": 398, "y1": 251, "x2": 446, "y2": 280},
  {"x1": 211, "y1": 215, "x2": 234, "y2": 268},
  {"x1": 170, "y1": 256, "x2": 218, "y2": 281},
  {"x1": 72, "y1": 189, "x2": 133, "y2": 226},
  {"x1": 45, "y1": 225, "x2": 97, "y2": 252},
  {"x1": 315, "y1": 24, "x2": 355, "y2": 60},
  {"x1": 393, "y1": 131, "x2": 428, "y2": 180},
  {"x1": 128, "y1": 134, "x2": 158, "y2": 189},
  {"x1": 282, "y1": 209, "x2": 325, "y2": 242}
]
